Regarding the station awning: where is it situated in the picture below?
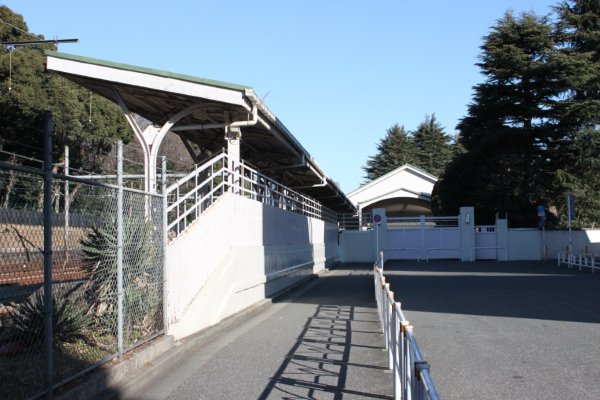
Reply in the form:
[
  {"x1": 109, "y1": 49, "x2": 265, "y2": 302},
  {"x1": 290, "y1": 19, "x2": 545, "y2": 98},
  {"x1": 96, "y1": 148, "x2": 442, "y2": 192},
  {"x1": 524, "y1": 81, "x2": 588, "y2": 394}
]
[{"x1": 45, "y1": 51, "x2": 355, "y2": 214}]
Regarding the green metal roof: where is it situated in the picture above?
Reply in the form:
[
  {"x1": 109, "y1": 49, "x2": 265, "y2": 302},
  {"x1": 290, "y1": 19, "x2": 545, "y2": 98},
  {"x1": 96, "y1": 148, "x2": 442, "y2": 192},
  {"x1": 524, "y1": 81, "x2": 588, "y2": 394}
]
[{"x1": 44, "y1": 50, "x2": 252, "y2": 92}]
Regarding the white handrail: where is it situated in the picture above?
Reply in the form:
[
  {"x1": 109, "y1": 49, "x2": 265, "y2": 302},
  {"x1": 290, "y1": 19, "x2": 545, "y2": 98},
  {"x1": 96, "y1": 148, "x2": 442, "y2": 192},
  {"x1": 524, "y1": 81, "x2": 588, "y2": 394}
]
[
  {"x1": 165, "y1": 150, "x2": 337, "y2": 239},
  {"x1": 374, "y1": 252, "x2": 440, "y2": 400},
  {"x1": 425, "y1": 247, "x2": 460, "y2": 262}
]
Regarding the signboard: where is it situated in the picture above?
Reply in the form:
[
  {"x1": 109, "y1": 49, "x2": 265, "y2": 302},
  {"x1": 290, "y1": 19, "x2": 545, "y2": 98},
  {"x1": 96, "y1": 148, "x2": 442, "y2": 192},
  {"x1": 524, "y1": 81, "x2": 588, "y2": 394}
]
[
  {"x1": 373, "y1": 214, "x2": 382, "y2": 223},
  {"x1": 537, "y1": 205, "x2": 545, "y2": 217}
]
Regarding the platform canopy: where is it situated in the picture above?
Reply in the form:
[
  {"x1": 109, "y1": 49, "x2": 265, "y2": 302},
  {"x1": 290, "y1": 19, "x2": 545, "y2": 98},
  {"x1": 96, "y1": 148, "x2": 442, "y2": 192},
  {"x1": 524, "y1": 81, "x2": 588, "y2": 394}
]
[{"x1": 45, "y1": 51, "x2": 355, "y2": 214}]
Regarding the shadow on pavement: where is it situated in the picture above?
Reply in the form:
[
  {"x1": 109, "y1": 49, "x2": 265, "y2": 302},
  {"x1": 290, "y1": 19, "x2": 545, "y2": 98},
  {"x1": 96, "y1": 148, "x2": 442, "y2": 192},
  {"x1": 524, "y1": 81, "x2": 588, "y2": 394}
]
[{"x1": 258, "y1": 304, "x2": 392, "y2": 400}]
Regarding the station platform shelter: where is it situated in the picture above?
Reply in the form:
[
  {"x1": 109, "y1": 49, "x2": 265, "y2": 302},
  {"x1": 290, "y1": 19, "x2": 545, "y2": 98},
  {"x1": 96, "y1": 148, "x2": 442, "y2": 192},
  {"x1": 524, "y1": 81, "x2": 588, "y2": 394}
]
[{"x1": 46, "y1": 51, "x2": 356, "y2": 339}]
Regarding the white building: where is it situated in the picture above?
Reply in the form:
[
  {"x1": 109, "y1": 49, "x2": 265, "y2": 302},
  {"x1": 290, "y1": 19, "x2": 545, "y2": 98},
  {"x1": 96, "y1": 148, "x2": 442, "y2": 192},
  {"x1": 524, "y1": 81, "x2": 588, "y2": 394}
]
[{"x1": 347, "y1": 164, "x2": 437, "y2": 217}]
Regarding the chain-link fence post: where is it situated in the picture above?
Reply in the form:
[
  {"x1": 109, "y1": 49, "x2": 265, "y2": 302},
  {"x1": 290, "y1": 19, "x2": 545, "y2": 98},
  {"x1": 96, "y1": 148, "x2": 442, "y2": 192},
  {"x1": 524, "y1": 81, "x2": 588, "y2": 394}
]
[
  {"x1": 161, "y1": 156, "x2": 169, "y2": 332},
  {"x1": 117, "y1": 141, "x2": 124, "y2": 356},
  {"x1": 64, "y1": 145, "x2": 70, "y2": 263},
  {"x1": 43, "y1": 110, "x2": 54, "y2": 395}
]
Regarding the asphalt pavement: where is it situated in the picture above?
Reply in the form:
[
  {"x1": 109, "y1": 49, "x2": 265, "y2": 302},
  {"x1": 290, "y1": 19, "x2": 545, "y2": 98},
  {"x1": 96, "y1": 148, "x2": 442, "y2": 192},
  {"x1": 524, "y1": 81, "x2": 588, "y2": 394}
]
[
  {"x1": 382, "y1": 260, "x2": 600, "y2": 400},
  {"x1": 122, "y1": 264, "x2": 393, "y2": 400}
]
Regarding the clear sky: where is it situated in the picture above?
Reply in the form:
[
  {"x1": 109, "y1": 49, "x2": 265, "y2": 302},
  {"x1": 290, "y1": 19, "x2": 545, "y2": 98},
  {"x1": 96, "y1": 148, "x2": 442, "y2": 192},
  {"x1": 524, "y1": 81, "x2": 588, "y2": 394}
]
[{"x1": 1, "y1": 0, "x2": 558, "y2": 193}]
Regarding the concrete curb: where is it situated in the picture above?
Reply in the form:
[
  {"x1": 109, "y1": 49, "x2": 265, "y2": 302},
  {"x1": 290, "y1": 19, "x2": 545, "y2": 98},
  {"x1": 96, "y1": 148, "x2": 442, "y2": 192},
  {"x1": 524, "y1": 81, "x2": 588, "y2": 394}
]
[
  {"x1": 56, "y1": 335, "x2": 174, "y2": 400},
  {"x1": 116, "y1": 271, "x2": 329, "y2": 398}
]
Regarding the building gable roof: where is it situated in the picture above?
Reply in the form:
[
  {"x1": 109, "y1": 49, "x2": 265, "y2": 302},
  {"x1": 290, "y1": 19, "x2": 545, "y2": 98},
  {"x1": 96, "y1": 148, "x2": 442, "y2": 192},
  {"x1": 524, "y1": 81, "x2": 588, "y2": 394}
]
[{"x1": 346, "y1": 164, "x2": 437, "y2": 213}]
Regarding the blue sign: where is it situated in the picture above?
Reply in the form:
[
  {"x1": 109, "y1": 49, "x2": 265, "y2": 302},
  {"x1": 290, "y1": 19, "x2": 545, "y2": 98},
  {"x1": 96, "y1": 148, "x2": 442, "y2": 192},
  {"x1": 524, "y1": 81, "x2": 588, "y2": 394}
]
[
  {"x1": 537, "y1": 205, "x2": 545, "y2": 217},
  {"x1": 373, "y1": 214, "x2": 382, "y2": 223}
]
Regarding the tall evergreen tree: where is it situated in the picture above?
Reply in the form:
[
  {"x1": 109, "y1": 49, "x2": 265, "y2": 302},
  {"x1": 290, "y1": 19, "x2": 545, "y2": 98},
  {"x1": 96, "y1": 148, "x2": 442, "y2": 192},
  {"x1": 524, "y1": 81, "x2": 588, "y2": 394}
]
[
  {"x1": 553, "y1": 0, "x2": 600, "y2": 226},
  {"x1": 433, "y1": 11, "x2": 563, "y2": 226},
  {"x1": 0, "y1": 5, "x2": 131, "y2": 171},
  {"x1": 411, "y1": 114, "x2": 455, "y2": 177},
  {"x1": 363, "y1": 124, "x2": 414, "y2": 182},
  {"x1": 555, "y1": 0, "x2": 600, "y2": 125}
]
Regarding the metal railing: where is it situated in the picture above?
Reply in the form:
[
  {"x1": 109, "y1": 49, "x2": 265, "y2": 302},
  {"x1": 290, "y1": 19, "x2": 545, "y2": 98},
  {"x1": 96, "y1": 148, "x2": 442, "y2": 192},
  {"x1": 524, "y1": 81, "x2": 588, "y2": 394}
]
[
  {"x1": 374, "y1": 252, "x2": 441, "y2": 400},
  {"x1": 337, "y1": 212, "x2": 373, "y2": 230},
  {"x1": 558, "y1": 251, "x2": 599, "y2": 272},
  {"x1": 425, "y1": 247, "x2": 460, "y2": 262},
  {"x1": 165, "y1": 151, "x2": 336, "y2": 238},
  {"x1": 388, "y1": 216, "x2": 459, "y2": 229}
]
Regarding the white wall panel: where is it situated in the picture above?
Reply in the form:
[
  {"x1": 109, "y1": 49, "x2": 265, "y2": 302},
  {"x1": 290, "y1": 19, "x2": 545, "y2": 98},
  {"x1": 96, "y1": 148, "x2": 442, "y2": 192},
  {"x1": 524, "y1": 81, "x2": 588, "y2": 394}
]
[
  {"x1": 339, "y1": 230, "x2": 374, "y2": 262},
  {"x1": 166, "y1": 193, "x2": 338, "y2": 339},
  {"x1": 505, "y1": 229, "x2": 600, "y2": 260}
]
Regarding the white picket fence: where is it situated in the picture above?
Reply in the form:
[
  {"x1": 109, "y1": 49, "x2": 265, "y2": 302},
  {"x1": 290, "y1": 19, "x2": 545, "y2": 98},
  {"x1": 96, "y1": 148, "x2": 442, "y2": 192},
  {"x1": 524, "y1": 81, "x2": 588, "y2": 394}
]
[{"x1": 557, "y1": 251, "x2": 599, "y2": 272}]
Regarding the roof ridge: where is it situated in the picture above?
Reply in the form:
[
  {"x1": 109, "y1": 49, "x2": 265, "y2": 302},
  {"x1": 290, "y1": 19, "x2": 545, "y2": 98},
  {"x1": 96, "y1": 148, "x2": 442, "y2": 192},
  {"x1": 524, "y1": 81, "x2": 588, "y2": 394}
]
[{"x1": 45, "y1": 50, "x2": 252, "y2": 91}]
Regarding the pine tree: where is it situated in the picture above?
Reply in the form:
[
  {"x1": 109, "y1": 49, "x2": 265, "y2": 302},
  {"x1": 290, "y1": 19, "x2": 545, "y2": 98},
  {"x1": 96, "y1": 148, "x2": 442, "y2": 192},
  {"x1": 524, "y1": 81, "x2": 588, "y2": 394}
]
[
  {"x1": 411, "y1": 114, "x2": 454, "y2": 177},
  {"x1": 433, "y1": 11, "x2": 562, "y2": 225},
  {"x1": 363, "y1": 124, "x2": 415, "y2": 182},
  {"x1": 553, "y1": 0, "x2": 600, "y2": 226}
]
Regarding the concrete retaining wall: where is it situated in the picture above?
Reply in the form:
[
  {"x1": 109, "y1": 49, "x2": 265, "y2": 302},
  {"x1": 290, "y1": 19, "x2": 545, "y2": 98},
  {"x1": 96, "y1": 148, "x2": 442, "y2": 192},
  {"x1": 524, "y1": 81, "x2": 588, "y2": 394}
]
[{"x1": 166, "y1": 193, "x2": 338, "y2": 340}]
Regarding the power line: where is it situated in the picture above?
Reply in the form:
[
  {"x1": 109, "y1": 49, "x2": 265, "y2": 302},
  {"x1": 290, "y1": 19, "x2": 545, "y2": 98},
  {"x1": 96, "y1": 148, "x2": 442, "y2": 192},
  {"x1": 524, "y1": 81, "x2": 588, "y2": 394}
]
[
  {"x1": 0, "y1": 17, "x2": 41, "y2": 40},
  {"x1": 10, "y1": 46, "x2": 46, "y2": 64}
]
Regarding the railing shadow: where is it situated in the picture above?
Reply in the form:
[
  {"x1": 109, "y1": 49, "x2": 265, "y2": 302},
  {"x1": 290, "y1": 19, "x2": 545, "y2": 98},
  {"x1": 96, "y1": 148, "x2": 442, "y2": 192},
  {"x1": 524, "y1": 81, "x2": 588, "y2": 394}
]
[{"x1": 258, "y1": 303, "x2": 392, "y2": 400}]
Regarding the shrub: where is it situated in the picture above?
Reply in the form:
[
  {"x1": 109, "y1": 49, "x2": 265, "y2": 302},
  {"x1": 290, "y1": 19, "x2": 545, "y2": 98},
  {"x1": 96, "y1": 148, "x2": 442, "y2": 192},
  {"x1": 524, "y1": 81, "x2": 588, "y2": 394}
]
[
  {"x1": 9, "y1": 287, "x2": 91, "y2": 349},
  {"x1": 80, "y1": 204, "x2": 162, "y2": 343}
]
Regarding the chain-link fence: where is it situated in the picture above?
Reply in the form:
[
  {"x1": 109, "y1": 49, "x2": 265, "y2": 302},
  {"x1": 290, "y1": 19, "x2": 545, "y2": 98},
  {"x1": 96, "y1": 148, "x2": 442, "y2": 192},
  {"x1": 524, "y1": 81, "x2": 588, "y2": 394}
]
[{"x1": 0, "y1": 149, "x2": 164, "y2": 399}]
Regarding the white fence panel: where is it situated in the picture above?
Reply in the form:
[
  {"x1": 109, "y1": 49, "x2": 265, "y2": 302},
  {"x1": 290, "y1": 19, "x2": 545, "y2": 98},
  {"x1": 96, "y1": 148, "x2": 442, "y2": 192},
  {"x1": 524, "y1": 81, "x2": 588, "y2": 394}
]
[
  {"x1": 339, "y1": 230, "x2": 374, "y2": 262},
  {"x1": 387, "y1": 227, "x2": 422, "y2": 260},
  {"x1": 167, "y1": 193, "x2": 339, "y2": 332},
  {"x1": 424, "y1": 227, "x2": 460, "y2": 260},
  {"x1": 508, "y1": 228, "x2": 541, "y2": 260},
  {"x1": 387, "y1": 216, "x2": 460, "y2": 260},
  {"x1": 475, "y1": 226, "x2": 497, "y2": 260}
]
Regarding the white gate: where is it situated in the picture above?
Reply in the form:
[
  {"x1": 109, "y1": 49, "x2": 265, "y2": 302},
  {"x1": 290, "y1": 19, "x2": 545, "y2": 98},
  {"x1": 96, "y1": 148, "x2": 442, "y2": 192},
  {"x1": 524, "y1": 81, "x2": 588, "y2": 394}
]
[
  {"x1": 474, "y1": 225, "x2": 497, "y2": 260},
  {"x1": 386, "y1": 216, "x2": 460, "y2": 261}
]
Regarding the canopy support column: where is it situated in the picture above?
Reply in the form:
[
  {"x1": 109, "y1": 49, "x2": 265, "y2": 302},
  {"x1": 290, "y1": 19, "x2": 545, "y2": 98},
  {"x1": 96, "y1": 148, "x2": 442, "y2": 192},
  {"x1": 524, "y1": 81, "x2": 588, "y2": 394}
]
[{"x1": 226, "y1": 125, "x2": 242, "y2": 194}]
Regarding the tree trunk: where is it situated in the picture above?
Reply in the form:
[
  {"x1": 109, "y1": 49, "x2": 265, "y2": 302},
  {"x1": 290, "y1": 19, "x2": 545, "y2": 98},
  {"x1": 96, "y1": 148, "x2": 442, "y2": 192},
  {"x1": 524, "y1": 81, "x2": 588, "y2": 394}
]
[{"x1": 2, "y1": 154, "x2": 17, "y2": 208}]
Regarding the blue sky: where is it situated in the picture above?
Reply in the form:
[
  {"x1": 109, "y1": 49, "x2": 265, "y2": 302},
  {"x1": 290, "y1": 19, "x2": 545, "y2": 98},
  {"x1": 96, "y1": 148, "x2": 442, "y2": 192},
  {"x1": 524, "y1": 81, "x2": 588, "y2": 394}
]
[{"x1": 1, "y1": 0, "x2": 558, "y2": 193}]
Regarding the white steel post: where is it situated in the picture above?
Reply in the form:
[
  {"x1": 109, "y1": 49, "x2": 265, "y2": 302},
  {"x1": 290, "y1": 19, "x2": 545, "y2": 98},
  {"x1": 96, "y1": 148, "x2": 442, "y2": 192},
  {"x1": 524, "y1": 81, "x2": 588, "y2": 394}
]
[
  {"x1": 161, "y1": 156, "x2": 169, "y2": 332},
  {"x1": 567, "y1": 194, "x2": 573, "y2": 254},
  {"x1": 420, "y1": 215, "x2": 426, "y2": 261},
  {"x1": 389, "y1": 296, "x2": 395, "y2": 371},
  {"x1": 393, "y1": 303, "x2": 401, "y2": 400}
]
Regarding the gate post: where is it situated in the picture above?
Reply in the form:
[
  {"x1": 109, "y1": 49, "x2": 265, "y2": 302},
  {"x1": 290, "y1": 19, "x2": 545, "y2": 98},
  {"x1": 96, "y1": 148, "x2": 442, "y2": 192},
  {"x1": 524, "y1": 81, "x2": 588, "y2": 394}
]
[
  {"x1": 495, "y1": 218, "x2": 509, "y2": 261},
  {"x1": 373, "y1": 208, "x2": 387, "y2": 259},
  {"x1": 420, "y1": 215, "x2": 426, "y2": 261},
  {"x1": 459, "y1": 207, "x2": 475, "y2": 261}
]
